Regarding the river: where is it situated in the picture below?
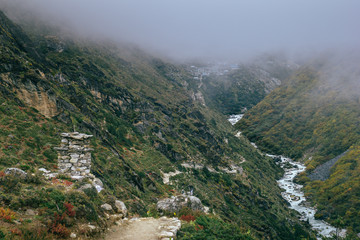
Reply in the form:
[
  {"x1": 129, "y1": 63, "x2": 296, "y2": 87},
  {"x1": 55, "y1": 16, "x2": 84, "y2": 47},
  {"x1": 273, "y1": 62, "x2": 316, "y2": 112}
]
[{"x1": 228, "y1": 114, "x2": 346, "y2": 239}]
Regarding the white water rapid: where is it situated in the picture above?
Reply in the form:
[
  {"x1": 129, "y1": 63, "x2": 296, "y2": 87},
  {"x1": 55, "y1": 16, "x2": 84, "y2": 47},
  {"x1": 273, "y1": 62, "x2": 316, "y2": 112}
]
[
  {"x1": 228, "y1": 114, "x2": 346, "y2": 239},
  {"x1": 228, "y1": 114, "x2": 244, "y2": 125}
]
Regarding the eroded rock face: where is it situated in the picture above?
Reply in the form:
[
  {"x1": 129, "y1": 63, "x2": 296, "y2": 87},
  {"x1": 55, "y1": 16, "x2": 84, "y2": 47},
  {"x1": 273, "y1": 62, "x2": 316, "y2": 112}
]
[
  {"x1": 17, "y1": 87, "x2": 58, "y2": 118},
  {"x1": 54, "y1": 132, "x2": 93, "y2": 179},
  {"x1": 157, "y1": 195, "x2": 205, "y2": 213}
]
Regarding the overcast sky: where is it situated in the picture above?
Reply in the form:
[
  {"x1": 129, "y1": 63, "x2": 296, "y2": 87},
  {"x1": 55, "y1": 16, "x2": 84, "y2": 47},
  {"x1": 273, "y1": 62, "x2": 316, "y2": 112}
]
[{"x1": 1, "y1": 0, "x2": 360, "y2": 60}]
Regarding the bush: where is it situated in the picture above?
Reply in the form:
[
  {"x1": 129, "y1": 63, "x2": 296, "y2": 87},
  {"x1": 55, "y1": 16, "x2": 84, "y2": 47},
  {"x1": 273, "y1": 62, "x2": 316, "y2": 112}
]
[
  {"x1": 0, "y1": 175, "x2": 21, "y2": 194},
  {"x1": 178, "y1": 215, "x2": 255, "y2": 240},
  {"x1": 179, "y1": 214, "x2": 196, "y2": 222},
  {"x1": 0, "y1": 207, "x2": 16, "y2": 222},
  {"x1": 19, "y1": 226, "x2": 50, "y2": 240}
]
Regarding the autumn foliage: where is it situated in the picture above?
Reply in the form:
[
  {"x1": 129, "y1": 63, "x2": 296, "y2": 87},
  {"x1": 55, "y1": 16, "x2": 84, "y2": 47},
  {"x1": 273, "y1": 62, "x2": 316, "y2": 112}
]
[
  {"x1": 0, "y1": 207, "x2": 16, "y2": 222},
  {"x1": 180, "y1": 214, "x2": 196, "y2": 222}
]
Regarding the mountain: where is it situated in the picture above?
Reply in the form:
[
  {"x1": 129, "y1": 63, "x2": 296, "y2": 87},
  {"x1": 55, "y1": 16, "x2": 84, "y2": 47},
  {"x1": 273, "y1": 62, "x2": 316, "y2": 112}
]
[
  {"x1": 186, "y1": 54, "x2": 296, "y2": 115},
  {"x1": 0, "y1": 10, "x2": 315, "y2": 239},
  {"x1": 236, "y1": 58, "x2": 360, "y2": 234}
]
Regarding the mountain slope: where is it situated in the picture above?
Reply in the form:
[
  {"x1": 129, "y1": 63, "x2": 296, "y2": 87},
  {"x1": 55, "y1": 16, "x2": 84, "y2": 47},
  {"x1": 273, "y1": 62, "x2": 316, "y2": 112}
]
[
  {"x1": 236, "y1": 62, "x2": 360, "y2": 234},
  {"x1": 0, "y1": 10, "x2": 315, "y2": 239},
  {"x1": 188, "y1": 55, "x2": 295, "y2": 115}
]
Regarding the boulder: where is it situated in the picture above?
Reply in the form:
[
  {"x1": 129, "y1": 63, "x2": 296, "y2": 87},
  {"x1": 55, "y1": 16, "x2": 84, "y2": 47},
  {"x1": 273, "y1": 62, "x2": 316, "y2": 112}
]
[
  {"x1": 79, "y1": 184, "x2": 93, "y2": 191},
  {"x1": 157, "y1": 195, "x2": 205, "y2": 213},
  {"x1": 188, "y1": 196, "x2": 205, "y2": 211},
  {"x1": 4, "y1": 168, "x2": 27, "y2": 178},
  {"x1": 101, "y1": 203, "x2": 113, "y2": 211},
  {"x1": 92, "y1": 178, "x2": 104, "y2": 193},
  {"x1": 25, "y1": 209, "x2": 36, "y2": 216},
  {"x1": 38, "y1": 168, "x2": 50, "y2": 174},
  {"x1": 114, "y1": 200, "x2": 127, "y2": 216}
]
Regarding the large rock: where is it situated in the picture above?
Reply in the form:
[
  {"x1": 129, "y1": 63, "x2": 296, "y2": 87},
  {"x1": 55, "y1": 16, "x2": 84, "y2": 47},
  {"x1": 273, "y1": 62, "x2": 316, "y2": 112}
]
[
  {"x1": 25, "y1": 209, "x2": 36, "y2": 216},
  {"x1": 79, "y1": 183, "x2": 93, "y2": 191},
  {"x1": 101, "y1": 203, "x2": 113, "y2": 211},
  {"x1": 92, "y1": 178, "x2": 103, "y2": 192},
  {"x1": 157, "y1": 195, "x2": 205, "y2": 213},
  {"x1": 114, "y1": 200, "x2": 127, "y2": 216},
  {"x1": 4, "y1": 168, "x2": 27, "y2": 178}
]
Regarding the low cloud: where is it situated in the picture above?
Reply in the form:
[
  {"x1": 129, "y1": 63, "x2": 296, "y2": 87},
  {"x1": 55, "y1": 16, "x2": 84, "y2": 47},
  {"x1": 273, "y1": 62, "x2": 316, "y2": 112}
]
[{"x1": 1, "y1": 0, "x2": 360, "y2": 61}]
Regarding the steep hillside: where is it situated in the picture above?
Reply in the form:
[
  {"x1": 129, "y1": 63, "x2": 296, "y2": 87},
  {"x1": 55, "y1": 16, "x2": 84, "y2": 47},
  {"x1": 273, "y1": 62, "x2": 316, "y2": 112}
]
[
  {"x1": 237, "y1": 63, "x2": 360, "y2": 234},
  {"x1": 0, "y1": 10, "x2": 316, "y2": 239},
  {"x1": 190, "y1": 55, "x2": 295, "y2": 115}
]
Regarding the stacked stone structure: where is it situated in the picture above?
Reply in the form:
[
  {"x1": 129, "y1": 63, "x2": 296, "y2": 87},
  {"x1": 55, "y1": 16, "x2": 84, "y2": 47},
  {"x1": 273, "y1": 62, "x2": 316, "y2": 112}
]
[{"x1": 54, "y1": 132, "x2": 93, "y2": 179}]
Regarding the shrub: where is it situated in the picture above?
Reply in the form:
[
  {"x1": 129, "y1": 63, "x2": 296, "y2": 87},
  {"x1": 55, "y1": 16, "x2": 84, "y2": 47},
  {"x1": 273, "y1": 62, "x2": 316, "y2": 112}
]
[
  {"x1": 178, "y1": 215, "x2": 255, "y2": 240},
  {"x1": 48, "y1": 212, "x2": 70, "y2": 238},
  {"x1": 146, "y1": 204, "x2": 159, "y2": 218},
  {"x1": 0, "y1": 175, "x2": 21, "y2": 193},
  {"x1": 25, "y1": 172, "x2": 44, "y2": 185},
  {"x1": 0, "y1": 207, "x2": 16, "y2": 222},
  {"x1": 50, "y1": 223, "x2": 69, "y2": 238},
  {"x1": 21, "y1": 226, "x2": 50, "y2": 240},
  {"x1": 63, "y1": 202, "x2": 75, "y2": 217},
  {"x1": 180, "y1": 214, "x2": 196, "y2": 222}
]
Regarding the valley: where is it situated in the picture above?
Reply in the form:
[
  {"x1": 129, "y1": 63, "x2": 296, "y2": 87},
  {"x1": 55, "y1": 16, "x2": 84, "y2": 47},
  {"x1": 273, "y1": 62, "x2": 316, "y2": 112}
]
[
  {"x1": 0, "y1": 4, "x2": 358, "y2": 240},
  {"x1": 230, "y1": 115, "x2": 345, "y2": 239}
]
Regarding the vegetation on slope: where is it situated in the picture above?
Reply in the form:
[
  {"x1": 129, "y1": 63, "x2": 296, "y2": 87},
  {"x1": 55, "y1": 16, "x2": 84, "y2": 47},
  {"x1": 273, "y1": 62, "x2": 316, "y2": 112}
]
[
  {"x1": 236, "y1": 64, "x2": 360, "y2": 234},
  {"x1": 0, "y1": 9, "x2": 315, "y2": 239}
]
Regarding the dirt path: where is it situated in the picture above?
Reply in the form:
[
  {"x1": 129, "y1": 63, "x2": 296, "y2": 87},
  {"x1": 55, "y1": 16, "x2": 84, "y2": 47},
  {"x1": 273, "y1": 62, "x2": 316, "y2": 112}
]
[{"x1": 106, "y1": 217, "x2": 181, "y2": 240}]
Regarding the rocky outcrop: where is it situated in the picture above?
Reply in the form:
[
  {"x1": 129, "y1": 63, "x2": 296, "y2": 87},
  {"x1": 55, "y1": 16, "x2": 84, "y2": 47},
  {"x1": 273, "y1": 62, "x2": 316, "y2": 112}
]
[
  {"x1": 4, "y1": 168, "x2": 27, "y2": 178},
  {"x1": 157, "y1": 195, "x2": 205, "y2": 213},
  {"x1": 17, "y1": 87, "x2": 58, "y2": 118},
  {"x1": 54, "y1": 132, "x2": 93, "y2": 179}
]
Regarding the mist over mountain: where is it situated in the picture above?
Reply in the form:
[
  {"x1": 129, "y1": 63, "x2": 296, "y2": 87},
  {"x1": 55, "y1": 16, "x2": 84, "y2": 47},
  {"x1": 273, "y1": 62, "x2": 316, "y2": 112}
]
[
  {"x1": 1, "y1": 0, "x2": 360, "y2": 61},
  {"x1": 1, "y1": 1, "x2": 360, "y2": 239},
  {"x1": 316, "y1": 51, "x2": 360, "y2": 99}
]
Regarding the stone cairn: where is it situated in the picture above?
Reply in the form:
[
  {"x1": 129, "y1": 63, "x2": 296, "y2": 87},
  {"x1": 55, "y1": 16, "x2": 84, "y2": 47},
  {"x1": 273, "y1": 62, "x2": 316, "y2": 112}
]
[{"x1": 54, "y1": 132, "x2": 93, "y2": 179}]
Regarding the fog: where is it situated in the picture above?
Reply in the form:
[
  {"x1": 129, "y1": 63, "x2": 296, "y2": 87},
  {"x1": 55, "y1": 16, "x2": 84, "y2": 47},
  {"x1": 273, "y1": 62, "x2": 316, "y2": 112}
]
[
  {"x1": 316, "y1": 50, "x2": 360, "y2": 99},
  {"x1": 1, "y1": 0, "x2": 360, "y2": 61}
]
